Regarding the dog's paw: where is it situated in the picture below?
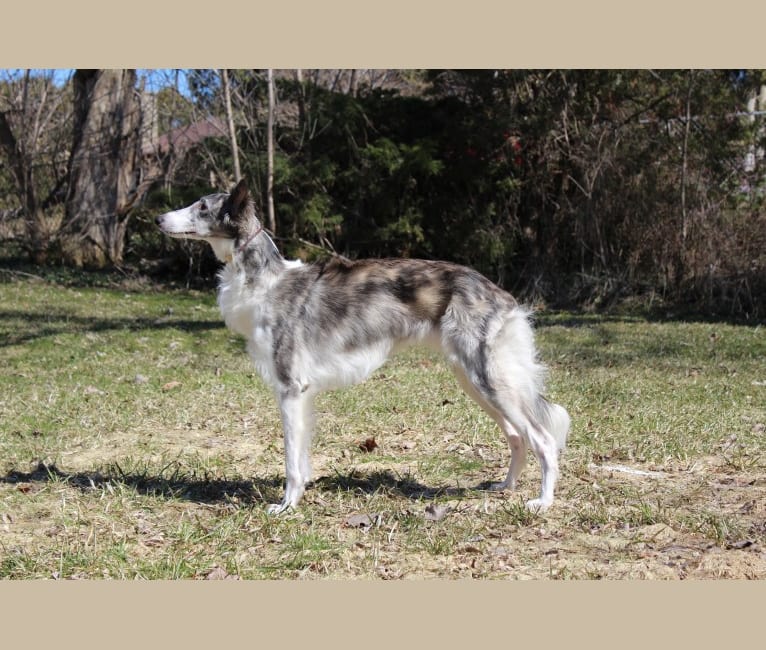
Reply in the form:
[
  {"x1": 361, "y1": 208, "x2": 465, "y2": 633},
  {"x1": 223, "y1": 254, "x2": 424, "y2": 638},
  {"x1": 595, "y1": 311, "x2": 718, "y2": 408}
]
[
  {"x1": 266, "y1": 502, "x2": 293, "y2": 515},
  {"x1": 524, "y1": 498, "x2": 551, "y2": 513}
]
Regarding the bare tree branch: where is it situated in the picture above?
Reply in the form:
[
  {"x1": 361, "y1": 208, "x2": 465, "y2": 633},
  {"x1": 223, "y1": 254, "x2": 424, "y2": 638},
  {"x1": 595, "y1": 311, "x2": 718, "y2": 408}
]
[{"x1": 266, "y1": 68, "x2": 276, "y2": 234}]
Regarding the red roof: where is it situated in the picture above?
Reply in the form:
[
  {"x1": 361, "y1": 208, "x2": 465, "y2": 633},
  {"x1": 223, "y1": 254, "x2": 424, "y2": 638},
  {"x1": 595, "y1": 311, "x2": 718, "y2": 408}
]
[{"x1": 142, "y1": 116, "x2": 227, "y2": 157}]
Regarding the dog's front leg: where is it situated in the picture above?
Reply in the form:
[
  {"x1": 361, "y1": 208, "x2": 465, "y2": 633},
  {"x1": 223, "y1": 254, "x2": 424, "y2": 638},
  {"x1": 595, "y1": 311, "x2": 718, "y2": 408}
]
[{"x1": 267, "y1": 390, "x2": 314, "y2": 514}]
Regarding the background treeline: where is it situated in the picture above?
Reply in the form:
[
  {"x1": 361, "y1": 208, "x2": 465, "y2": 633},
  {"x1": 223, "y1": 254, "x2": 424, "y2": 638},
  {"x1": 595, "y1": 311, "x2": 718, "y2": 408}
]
[{"x1": 1, "y1": 69, "x2": 765, "y2": 317}]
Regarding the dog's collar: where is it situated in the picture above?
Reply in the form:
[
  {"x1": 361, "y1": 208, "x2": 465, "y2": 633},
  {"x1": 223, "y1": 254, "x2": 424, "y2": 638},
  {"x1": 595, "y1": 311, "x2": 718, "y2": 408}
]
[{"x1": 236, "y1": 224, "x2": 264, "y2": 254}]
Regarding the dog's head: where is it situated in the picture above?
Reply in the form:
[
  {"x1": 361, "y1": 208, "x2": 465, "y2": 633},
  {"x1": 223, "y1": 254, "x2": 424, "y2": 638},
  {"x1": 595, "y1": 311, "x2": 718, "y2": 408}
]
[{"x1": 155, "y1": 179, "x2": 258, "y2": 243}]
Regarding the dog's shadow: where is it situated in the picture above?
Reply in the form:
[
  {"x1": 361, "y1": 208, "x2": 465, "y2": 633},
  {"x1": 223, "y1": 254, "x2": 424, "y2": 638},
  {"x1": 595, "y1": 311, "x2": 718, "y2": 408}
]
[
  {"x1": 312, "y1": 469, "x2": 475, "y2": 501},
  {"x1": 0, "y1": 461, "x2": 477, "y2": 505},
  {"x1": 0, "y1": 461, "x2": 274, "y2": 504}
]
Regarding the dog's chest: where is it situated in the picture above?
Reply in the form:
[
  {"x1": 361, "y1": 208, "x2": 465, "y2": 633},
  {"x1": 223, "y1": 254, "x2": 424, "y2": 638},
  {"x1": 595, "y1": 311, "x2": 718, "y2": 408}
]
[{"x1": 217, "y1": 266, "x2": 272, "y2": 343}]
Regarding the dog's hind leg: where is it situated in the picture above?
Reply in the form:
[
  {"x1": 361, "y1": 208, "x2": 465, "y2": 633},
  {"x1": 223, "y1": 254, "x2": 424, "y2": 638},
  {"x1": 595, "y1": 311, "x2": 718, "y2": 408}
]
[
  {"x1": 489, "y1": 424, "x2": 528, "y2": 492},
  {"x1": 495, "y1": 400, "x2": 568, "y2": 494},
  {"x1": 500, "y1": 405, "x2": 559, "y2": 511},
  {"x1": 465, "y1": 372, "x2": 560, "y2": 510},
  {"x1": 488, "y1": 313, "x2": 568, "y2": 511},
  {"x1": 450, "y1": 365, "x2": 528, "y2": 492},
  {"x1": 446, "y1": 312, "x2": 568, "y2": 511},
  {"x1": 267, "y1": 390, "x2": 315, "y2": 514}
]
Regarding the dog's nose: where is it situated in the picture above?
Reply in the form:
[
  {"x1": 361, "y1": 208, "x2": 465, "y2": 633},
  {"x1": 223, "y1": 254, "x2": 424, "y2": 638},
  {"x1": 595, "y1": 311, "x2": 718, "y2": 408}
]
[{"x1": 155, "y1": 216, "x2": 163, "y2": 226}]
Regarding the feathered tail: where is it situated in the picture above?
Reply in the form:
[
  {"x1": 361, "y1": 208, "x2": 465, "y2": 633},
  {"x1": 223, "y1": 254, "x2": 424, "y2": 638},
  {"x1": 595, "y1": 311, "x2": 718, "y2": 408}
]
[{"x1": 536, "y1": 397, "x2": 570, "y2": 453}]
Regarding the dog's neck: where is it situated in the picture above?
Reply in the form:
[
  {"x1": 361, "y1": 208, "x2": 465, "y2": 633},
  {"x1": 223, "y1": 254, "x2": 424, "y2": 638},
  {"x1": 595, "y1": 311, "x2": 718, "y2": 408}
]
[{"x1": 209, "y1": 225, "x2": 285, "y2": 279}]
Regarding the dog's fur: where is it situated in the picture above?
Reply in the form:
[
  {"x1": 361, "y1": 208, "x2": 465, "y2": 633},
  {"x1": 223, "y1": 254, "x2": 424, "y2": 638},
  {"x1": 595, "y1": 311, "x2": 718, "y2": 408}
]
[{"x1": 156, "y1": 179, "x2": 570, "y2": 513}]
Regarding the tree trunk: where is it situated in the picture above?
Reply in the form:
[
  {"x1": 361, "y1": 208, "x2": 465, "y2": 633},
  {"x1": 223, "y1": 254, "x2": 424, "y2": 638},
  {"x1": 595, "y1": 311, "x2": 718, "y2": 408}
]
[
  {"x1": 221, "y1": 68, "x2": 241, "y2": 182},
  {"x1": 347, "y1": 69, "x2": 359, "y2": 96},
  {"x1": 294, "y1": 69, "x2": 307, "y2": 147},
  {"x1": 678, "y1": 70, "x2": 694, "y2": 288},
  {"x1": 62, "y1": 69, "x2": 142, "y2": 268},
  {"x1": 266, "y1": 68, "x2": 276, "y2": 234},
  {"x1": 0, "y1": 72, "x2": 63, "y2": 264}
]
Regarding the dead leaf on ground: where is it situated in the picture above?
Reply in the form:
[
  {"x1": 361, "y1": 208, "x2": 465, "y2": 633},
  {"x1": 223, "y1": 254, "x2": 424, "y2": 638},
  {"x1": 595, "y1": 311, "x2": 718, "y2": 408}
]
[
  {"x1": 490, "y1": 546, "x2": 512, "y2": 558},
  {"x1": 344, "y1": 513, "x2": 381, "y2": 529},
  {"x1": 424, "y1": 503, "x2": 451, "y2": 522},
  {"x1": 141, "y1": 533, "x2": 166, "y2": 548},
  {"x1": 359, "y1": 437, "x2": 378, "y2": 453},
  {"x1": 726, "y1": 539, "x2": 756, "y2": 550},
  {"x1": 83, "y1": 385, "x2": 105, "y2": 395},
  {"x1": 202, "y1": 566, "x2": 240, "y2": 580},
  {"x1": 162, "y1": 381, "x2": 182, "y2": 391}
]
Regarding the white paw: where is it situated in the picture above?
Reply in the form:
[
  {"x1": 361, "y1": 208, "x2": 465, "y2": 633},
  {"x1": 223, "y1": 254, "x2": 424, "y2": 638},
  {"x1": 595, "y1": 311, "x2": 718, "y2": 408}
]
[
  {"x1": 525, "y1": 498, "x2": 551, "y2": 513},
  {"x1": 266, "y1": 502, "x2": 293, "y2": 515}
]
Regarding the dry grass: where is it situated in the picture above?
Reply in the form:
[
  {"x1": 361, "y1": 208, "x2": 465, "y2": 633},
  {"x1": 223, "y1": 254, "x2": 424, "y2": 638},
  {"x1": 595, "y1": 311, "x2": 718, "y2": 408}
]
[{"x1": 1, "y1": 269, "x2": 765, "y2": 579}]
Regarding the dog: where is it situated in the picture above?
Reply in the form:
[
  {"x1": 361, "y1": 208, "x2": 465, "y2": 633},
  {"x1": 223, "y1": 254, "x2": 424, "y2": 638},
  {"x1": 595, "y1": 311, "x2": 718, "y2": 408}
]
[{"x1": 156, "y1": 179, "x2": 570, "y2": 514}]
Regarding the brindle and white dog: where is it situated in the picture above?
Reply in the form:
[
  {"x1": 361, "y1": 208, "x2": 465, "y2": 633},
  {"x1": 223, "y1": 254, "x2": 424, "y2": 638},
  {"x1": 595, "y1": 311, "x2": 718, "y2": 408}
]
[{"x1": 156, "y1": 179, "x2": 570, "y2": 514}]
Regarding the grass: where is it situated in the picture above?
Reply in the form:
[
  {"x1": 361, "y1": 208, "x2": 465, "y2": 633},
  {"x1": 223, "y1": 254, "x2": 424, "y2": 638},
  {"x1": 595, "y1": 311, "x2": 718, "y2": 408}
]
[{"x1": 1, "y1": 269, "x2": 765, "y2": 579}]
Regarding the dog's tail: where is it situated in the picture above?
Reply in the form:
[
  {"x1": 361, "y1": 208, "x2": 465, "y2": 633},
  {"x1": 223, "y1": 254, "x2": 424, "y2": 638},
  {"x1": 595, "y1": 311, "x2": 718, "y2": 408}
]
[
  {"x1": 536, "y1": 396, "x2": 570, "y2": 453},
  {"x1": 492, "y1": 307, "x2": 570, "y2": 453}
]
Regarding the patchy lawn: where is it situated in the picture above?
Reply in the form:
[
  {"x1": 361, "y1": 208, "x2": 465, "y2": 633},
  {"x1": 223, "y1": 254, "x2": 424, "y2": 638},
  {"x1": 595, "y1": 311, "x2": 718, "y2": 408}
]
[{"x1": 1, "y1": 269, "x2": 765, "y2": 579}]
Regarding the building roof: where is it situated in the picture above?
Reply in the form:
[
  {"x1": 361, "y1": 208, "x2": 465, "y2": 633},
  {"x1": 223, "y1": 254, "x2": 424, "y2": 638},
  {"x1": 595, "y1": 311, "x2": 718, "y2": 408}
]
[{"x1": 142, "y1": 116, "x2": 227, "y2": 157}]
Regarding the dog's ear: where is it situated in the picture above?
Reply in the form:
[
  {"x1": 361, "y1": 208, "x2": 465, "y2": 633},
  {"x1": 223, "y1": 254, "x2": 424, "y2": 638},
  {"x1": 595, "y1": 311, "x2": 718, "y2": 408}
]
[{"x1": 229, "y1": 179, "x2": 250, "y2": 221}]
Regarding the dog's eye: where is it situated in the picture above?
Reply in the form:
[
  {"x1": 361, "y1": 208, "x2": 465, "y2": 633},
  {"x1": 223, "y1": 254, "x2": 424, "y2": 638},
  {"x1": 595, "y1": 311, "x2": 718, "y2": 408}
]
[{"x1": 199, "y1": 200, "x2": 207, "y2": 212}]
